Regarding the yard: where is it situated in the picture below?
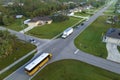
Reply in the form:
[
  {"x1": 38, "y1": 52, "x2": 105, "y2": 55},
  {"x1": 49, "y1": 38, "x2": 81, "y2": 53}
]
[
  {"x1": 0, "y1": 40, "x2": 36, "y2": 70},
  {"x1": 32, "y1": 59, "x2": 120, "y2": 80},
  {"x1": 27, "y1": 17, "x2": 81, "y2": 39},
  {"x1": 74, "y1": 15, "x2": 120, "y2": 58},
  {"x1": 74, "y1": 12, "x2": 92, "y2": 17},
  {"x1": 5, "y1": 19, "x2": 28, "y2": 31}
]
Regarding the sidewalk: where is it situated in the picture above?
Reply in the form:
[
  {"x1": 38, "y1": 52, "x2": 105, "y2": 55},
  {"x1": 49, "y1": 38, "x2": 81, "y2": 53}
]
[{"x1": 19, "y1": 25, "x2": 35, "y2": 33}]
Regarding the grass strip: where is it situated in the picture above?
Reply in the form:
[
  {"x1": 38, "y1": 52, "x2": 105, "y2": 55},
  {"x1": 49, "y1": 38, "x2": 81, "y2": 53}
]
[
  {"x1": 0, "y1": 52, "x2": 35, "y2": 80},
  {"x1": 32, "y1": 59, "x2": 120, "y2": 80}
]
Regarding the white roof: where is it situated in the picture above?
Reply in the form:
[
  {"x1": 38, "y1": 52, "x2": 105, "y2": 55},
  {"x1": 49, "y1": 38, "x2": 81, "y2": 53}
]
[
  {"x1": 64, "y1": 27, "x2": 73, "y2": 33},
  {"x1": 24, "y1": 19, "x2": 31, "y2": 24},
  {"x1": 25, "y1": 53, "x2": 49, "y2": 71}
]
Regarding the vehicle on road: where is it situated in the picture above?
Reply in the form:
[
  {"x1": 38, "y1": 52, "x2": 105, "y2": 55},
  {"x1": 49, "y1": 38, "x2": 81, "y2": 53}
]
[
  {"x1": 81, "y1": 23, "x2": 84, "y2": 26},
  {"x1": 25, "y1": 53, "x2": 52, "y2": 76},
  {"x1": 62, "y1": 27, "x2": 73, "y2": 38},
  {"x1": 29, "y1": 38, "x2": 36, "y2": 43}
]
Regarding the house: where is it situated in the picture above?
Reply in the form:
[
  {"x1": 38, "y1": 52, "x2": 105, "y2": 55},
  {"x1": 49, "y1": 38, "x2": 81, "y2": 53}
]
[
  {"x1": 85, "y1": 5, "x2": 93, "y2": 10},
  {"x1": 69, "y1": 7, "x2": 82, "y2": 13},
  {"x1": 106, "y1": 16, "x2": 119, "y2": 24},
  {"x1": 27, "y1": 16, "x2": 52, "y2": 27},
  {"x1": 103, "y1": 28, "x2": 120, "y2": 45}
]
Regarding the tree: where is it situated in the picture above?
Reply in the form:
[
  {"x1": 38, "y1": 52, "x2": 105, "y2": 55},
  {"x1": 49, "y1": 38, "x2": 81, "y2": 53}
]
[
  {"x1": 51, "y1": 14, "x2": 69, "y2": 22},
  {"x1": 0, "y1": 15, "x2": 3, "y2": 25},
  {"x1": 2, "y1": 15, "x2": 15, "y2": 26},
  {"x1": 0, "y1": 30, "x2": 17, "y2": 57},
  {"x1": 2, "y1": 15, "x2": 10, "y2": 26},
  {"x1": 69, "y1": 3, "x2": 76, "y2": 9}
]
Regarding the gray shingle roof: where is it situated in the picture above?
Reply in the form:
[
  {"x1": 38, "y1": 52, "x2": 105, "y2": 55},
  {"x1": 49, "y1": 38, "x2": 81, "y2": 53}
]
[
  {"x1": 106, "y1": 28, "x2": 120, "y2": 39},
  {"x1": 29, "y1": 16, "x2": 52, "y2": 22}
]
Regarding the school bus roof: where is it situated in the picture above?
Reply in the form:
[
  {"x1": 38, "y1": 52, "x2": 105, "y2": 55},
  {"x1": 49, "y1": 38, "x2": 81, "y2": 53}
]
[{"x1": 25, "y1": 53, "x2": 49, "y2": 71}]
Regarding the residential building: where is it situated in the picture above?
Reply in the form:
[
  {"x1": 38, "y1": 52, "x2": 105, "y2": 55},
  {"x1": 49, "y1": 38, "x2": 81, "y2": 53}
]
[
  {"x1": 27, "y1": 16, "x2": 52, "y2": 27},
  {"x1": 103, "y1": 28, "x2": 120, "y2": 45}
]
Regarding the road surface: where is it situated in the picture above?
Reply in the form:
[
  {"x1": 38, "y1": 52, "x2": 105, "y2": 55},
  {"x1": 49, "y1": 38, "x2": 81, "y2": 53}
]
[{"x1": 4, "y1": 0, "x2": 120, "y2": 80}]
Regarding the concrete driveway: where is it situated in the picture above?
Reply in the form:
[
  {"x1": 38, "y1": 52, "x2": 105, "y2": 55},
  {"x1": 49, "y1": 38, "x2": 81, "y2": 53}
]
[{"x1": 106, "y1": 43, "x2": 120, "y2": 63}]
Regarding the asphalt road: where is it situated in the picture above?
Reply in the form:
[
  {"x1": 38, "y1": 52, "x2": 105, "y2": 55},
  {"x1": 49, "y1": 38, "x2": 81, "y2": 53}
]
[
  {"x1": 4, "y1": 0, "x2": 120, "y2": 80},
  {"x1": 0, "y1": 26, "x2": 49, "y2": 46},
  {"x1": 0, "y1": 27, "x2": 49, "y2": 75},
  {"x1": 49, "y1": 41, "x2": 120, "y2": 74}
]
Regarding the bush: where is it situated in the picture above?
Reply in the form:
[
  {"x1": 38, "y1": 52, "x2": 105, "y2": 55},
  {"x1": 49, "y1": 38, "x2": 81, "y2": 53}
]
[
  {"x1": 0, "y1": 30, "x2": 17, "y2": 57},
  {"x1": 2, "y1": 15, "x2": 15, "y2": 26},
  {"x1": 0, "y1": 15, "x2": 3, "y2": 25}
]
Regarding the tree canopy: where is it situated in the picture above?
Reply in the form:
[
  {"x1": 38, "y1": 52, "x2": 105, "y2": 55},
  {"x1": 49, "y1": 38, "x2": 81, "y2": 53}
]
[
  {"x1": 0, "y1": 30, "x2": 17, "y2": 58},
  {"x1": 0, "y1": 0, "x2": 107, "y2": 26}
]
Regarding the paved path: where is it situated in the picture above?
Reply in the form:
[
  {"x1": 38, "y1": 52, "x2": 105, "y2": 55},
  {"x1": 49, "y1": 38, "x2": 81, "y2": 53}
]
[{"x1": 19, "y1": 25, "x2": 35, "y2": 33}]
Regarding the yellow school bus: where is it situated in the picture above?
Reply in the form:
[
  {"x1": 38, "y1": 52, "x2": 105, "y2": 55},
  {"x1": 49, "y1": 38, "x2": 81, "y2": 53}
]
[{"x1": 25, "y1": 53, "x2": 52, "y2": 76}]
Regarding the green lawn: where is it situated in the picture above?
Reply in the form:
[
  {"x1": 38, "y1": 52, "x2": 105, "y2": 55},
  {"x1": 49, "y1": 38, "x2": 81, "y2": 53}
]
[
  {"x1": 27, "y1": 17, "x2": 81, "y2": 39},
  {"x1": 86, "y1": 9, "x2": 95, "y2": 14},
  {"x1": 32, "y1": 59, "x2": 120, "y2": 80},
  {"x1": 74, "y1": 12, "x2": 92, "y2": 17},
  {"x1": 75, "y1": 15, "x2": 119, "y2": 58},
  {"x1": 0, "y1": 40, "x2": 36, "y2": 70},
  {"x1": 0, "y1": 52, "x2": 35, "y2": 80},
  {"x1": 6, "y1": 19, "x2": 28, "y2": 31}
]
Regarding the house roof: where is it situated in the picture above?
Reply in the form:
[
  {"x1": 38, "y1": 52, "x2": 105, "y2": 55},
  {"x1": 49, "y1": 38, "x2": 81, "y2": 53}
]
[
  {"x1": 29, "y1": 16, "x2": 52, "y2": 22},
  {"x1": 106, "y1": 28, "x2": 120, "y2": 39}
]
